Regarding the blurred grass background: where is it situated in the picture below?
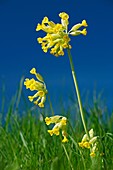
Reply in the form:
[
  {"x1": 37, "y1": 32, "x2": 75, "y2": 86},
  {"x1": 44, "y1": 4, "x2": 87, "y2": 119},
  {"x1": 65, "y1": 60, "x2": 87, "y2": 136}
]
[{"x1": 0, "y1": 78, "x2": 113, "y2": 170}]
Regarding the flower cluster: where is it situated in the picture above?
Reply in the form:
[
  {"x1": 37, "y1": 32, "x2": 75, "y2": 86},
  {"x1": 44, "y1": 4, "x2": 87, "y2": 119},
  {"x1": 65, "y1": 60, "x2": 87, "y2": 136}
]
[
  {"x1": 79, "y1": 129, "x2": 98, "y2": 157},
  {"x1": 36, "y1": 12, "x2": 88, "y2": 57},
  {"x1": 45, "y1": 115, "x2": 68, "y2": 142},
  {"x1": 24, "y1": 68, "x2": 48, "y2": 108},
  {"x1": 24, "y1": 12, "x2": 89, "y2": 145}
]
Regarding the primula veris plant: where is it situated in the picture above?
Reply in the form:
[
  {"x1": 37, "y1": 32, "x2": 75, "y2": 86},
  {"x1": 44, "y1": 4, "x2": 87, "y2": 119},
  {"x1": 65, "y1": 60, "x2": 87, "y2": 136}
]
[
  {"x1": 24, "y1": 68, "x2": 48, "y2": 108},
  {"x1": 79, "y1": 129, "x2": 98, "y2": 157},
  {"x1": 45, "y1": 115, "x2": 68, "y2": 142},
  {"x1": 36, "y1": 12, "x2": 89, "y2": 141},
  {"x1": 36, "y1": 12, "x2": 88, "y2": 57}
]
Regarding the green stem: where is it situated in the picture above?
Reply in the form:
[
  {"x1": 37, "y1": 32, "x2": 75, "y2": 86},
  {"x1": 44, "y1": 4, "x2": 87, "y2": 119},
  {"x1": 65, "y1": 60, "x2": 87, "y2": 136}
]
[
  {"x1": 62, "y1": 144, "x2": 74, "y2": 170},
  {"x1": 48, "y1": 94, "x2": 54, "y2": 116},
  {"x1": 67, "y1": 48, "x2": 89, "y2": 138}
]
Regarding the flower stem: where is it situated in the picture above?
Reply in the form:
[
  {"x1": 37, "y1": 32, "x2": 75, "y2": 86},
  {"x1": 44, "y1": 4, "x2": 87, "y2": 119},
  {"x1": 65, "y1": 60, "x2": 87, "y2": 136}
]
[
  {"x1": 48, "y1": 94, "x2": 54, "y2": 116},
  {"x1": 67, "y1": 48, "x2": 89, "y2": 138}
]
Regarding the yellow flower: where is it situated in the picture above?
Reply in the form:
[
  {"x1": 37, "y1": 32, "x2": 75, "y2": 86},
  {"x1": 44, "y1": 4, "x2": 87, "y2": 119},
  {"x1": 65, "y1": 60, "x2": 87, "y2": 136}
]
[
  {"x1": 59, "y1": 12, "x2": 69, "y2": 21},
  {"x1": 62, "y1": 136, "x2": 68, "y2": 143},
  {"x1": 24, "y1": 68, "x2": 47, "y2": 108},
  {"x1": 59, "y1": 12, "x2": 69, "y2": 29},
  {"x1": 79, "y1": 129, "x2": 98, "y2": 157},
  {"x1": 45, "y1": 115, "x2": 62, "y2": 125},
  {"x1": 90, "y1": 151, "x2": 96, "y2": 157},
  {"x1": 79, "y1": 141, "x2": 90, "y2": 149},
  {"x1": 36, "y1": 12, "x2": 88, "y2": 57},
  {"x1": 62, "y1": 130, "x2": 68, "y2": 143},
  {"x1": 45, "y1": 115, "x2": 68, "y2": 142},
  {"x1": 48, "y1": 128, "x2": 59, "y2": 136},
  {"x1": 30, "y1": 68, "x2": 36, "y2": 74}
]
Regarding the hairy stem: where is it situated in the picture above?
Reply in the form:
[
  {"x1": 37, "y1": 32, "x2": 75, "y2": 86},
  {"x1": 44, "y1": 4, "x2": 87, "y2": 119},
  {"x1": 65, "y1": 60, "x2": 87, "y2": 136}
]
[{"x1": 67, "y1": 48, "x2": 89, "y2": 138}]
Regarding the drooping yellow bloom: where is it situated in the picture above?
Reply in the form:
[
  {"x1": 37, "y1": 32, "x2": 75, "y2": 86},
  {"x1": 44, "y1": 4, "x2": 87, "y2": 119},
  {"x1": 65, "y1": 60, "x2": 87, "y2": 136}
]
[
  {"x1": 45, "y1": 115, "x2": 68, "y2": 142},
  {"x1": 45, "y1": 115, "x2": 62, "y2": 125},
  {"x1": 79, "y1": 129, "x2": 98, "y2": 157},
  {"x1": 36, "y1": 12, "x2": 88, "y2": 57},
  {"x1": 90, "y1": 151, "x2": 96, "y2": 157},
  {"x1": 24, "y1": 68, "x2": 48, "y2": 108},
  {"x1": 62, "y1": 130, "x2": 68, "y2": 143}
]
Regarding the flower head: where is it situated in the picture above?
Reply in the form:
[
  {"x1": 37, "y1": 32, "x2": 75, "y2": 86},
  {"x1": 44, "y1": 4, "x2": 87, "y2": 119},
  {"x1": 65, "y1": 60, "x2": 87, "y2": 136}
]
[
  {"x1": 36, "y1": 12, "x2": 88, "y2": 57},
  {"x1": 78, "y1": 129, "x2": 98, "y2": 157},
  {"x1": 45, "y1": 115, "x2": 68, "y2": 142},
  {"x1": 24, "y1": 68, "x2": 48, "y2": 108}
]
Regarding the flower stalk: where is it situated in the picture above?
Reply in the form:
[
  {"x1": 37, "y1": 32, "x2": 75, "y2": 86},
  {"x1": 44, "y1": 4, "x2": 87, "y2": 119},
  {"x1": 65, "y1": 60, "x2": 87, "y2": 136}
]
[
  {"x1": 36, "y1": 11, "x2": 89, "y2": 140},
  {"x1": 67, "y1": 48, "x2": 89, "y2": 138}
]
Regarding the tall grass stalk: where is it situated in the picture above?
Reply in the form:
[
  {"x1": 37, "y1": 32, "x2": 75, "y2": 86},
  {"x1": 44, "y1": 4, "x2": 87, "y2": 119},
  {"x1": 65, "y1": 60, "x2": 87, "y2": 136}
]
[{"x1": 62, "y1": 144, "x2": 74, "y2": 170}]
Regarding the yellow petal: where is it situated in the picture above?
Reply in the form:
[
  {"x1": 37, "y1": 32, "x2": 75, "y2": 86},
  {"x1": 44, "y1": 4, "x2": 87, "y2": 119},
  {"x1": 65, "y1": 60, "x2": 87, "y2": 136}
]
[
  {"x1": 81, "y1": 28, "x2": 87, "y2": 36},
  {"x1": 30, "y1": 68, "x2": 36, "y2": 74},
  {"x1": 48, "y1": 130, "x2": 53, "y2": 136},
  {"x1": 62, "y1": 136, "x2": 68, "y2": 143},
  {"x1": 38, "y1": 102, "x2": 44, "y2": 108},
  {"x1": 82, "y1": 20, "x2": 88, "y2": 27},
  {"x1": 90, "y1": 151, "x2": 96, "y2": 157},
  {"x1": 28, "y1": 96, "x2": 34, "y2": 102},
  {"x1": 53, "y1": 128, "x2": 60, "y2": 136},
  {"x1": 45, "y1": 117, "x2": 51, "y2": 125}
]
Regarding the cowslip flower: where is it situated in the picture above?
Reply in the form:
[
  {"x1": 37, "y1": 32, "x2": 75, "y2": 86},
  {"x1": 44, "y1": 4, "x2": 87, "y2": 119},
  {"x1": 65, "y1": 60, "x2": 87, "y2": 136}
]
[
  {"x1": 24, "y1": 68, "x2": 48, "y2": 108},
  {"x1": 79, "y1": 129, "x2": 98, "y2": 157},
  {"x1": 36, "y1": 12, "x2": 88, "y2": 57},
  {"x1": 45, "y1": 115, "x2": 68, "y2": 142}
]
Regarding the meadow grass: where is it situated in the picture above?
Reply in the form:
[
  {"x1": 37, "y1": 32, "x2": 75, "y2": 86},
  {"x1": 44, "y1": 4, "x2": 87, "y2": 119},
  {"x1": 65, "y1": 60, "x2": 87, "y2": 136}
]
[{"x1": 0, "y1": 81, "x2": 113, "y2": 170}]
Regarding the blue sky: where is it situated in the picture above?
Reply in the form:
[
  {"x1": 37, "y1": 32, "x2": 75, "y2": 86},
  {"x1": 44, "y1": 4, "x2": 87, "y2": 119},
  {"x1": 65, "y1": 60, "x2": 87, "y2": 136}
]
[{"x1": 0, "y1": 0, "x2": 113, "y2": 111}]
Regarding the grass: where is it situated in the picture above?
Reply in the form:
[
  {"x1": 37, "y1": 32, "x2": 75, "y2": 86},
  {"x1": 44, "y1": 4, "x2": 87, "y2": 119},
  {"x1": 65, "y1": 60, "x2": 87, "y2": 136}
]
[{"x1": 0, "y1": 80, "x2": 113, "y2": 170}]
